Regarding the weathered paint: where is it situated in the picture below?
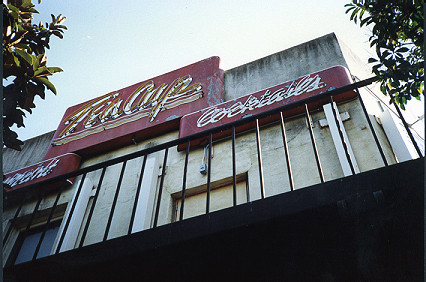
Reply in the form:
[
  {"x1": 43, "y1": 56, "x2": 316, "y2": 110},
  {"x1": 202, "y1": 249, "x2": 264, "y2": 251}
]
[
  {"x1": 44, "y1": 57, "x2": 224, "y2": 159},
  {"x1": 4, "y1": 153, "x2": 81, "y2": 192},
  {"x1": 3, "y1": 131, "x2": 56, "y2": 174},
  {"x1": 178, "y1": 66, "x2": 356, "y2": 150},
  {"x1": 224, "y1": 33, "x2": 349, "y2": 102},
  {"x1": 3, "y1": 34, "x2": 402, "y2": 266}
]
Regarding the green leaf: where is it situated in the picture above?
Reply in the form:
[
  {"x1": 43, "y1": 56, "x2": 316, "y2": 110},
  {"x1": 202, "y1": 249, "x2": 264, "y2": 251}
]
[
  {"x1": 418, "y1": 82, "x2": 424, "y2": 95},
  {"x1": 382, "y1": 50, "x2": 392, "y2": 58},
  {"x1": 380, "y1": 83, "x2": 387, "y2": 95},
  {"x1": 3, "y1": 0, "x2": 66, "y2": 151},
  {"x1": 21, "y1": 0, "x2": 33, "y2": 8},
  {"x1": 51, "y1": 30, "x2": 63, "y2": 39},
  {"x1": 13, "y1": 54, "x2": 20, "y2": 67},
  {"x1": 33, "y1": 77, "x2": 57, "y2": 94},
  {"x1": 47, "y1": 67, "x2": 63, "y2": 74},
  {"x1": 368, "y1": 58, "x2": 378, "y2": 63},
  {"x1": 372, "y1": 63, "x2": 382, "y2": 71},
  {"x1": 10, "y1": 10, "x2": 19, "y2": 20},
  {"x1": 370, "y1": 38, "x2": 378, "y2": 47},
  {"x1": 9, "y1": 109, "x2": 26, "y2": 128},
  {"x1": 9, "y1": 31, "x2": 28, "y2": 46},
  {"x1": 7, "y1": 4, "x2": 19, "y2": 13},
  {"x1": 33, "y1": 56, "x2": 40, "y2": 71},
  {"x1": 360, "y1": 17, "x2": 370, "y2": 27},
  {"x1": 37, "y1": 54, "x2": 47, "y2": 66},
  {"x1": 3, "y1": 127, "x2": 24, "y2": 151},
  {"x1": 56, "y1": 14, "x2": 66, "y2": 25},
  {"x1": 15, "y1": 48, "x2": 34, "y2": 65},
  {"x1": 359, "y1": 9, "x2": 364, "y2": 19},
  {"x1": 14, "y1": 43, "x2": 31, "y2": 51},
  {"x1": 396, "y1": 47, "x2": 409, "y2": 53},
  {"x1": 34, "y1": 66, "x2": 49, "y2": 77},
  {"x1": 345, "y1": 6, "x2": 355, "y2": 14}
]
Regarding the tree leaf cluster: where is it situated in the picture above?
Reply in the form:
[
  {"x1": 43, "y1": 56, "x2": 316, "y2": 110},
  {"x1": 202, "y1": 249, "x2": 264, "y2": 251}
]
[
  {"x1": 345, "y1": 0, "x2": 424, "y2": 110},
  {"x1": 3, "y1": 0, "x2": 66, "y2": 150}
]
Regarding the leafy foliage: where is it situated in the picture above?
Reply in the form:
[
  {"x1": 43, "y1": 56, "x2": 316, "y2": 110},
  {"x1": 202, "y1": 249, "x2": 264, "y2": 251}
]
[
  {"x1": 345, "y1": 0, "x2": 424, "y2": 110},
  {"x1": 3, "y1": 0, "x2": 66, "y2": 150}
]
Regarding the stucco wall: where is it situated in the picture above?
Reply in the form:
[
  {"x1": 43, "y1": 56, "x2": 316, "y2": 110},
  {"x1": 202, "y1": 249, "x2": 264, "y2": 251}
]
[
  {"x1": 2, "y1": 131, "x2": 55, "y2": 173},
  {"x1": 224, "y1": 33, "x2": 349, "y2": 101},
  {"x1": 54, "y1": 100, "x2": 394, "y2": 245}
]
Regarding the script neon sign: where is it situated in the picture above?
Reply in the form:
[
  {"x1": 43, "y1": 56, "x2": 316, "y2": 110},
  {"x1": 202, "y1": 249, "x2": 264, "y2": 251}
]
[
  {"x1": 196, "y1": 74, "x2": 325, "y2": 127},
  {"x1": 53, "y1": 75, "x2": 203, "y2": 146},
  {"x1": 4, "y1": 153, "x2": 82, "y2": 192},
  {"x1": 178, "y1": 66, "x2": 357, "y2": 150},
  {"x1": 4, "y1": 159, "x2": 60, "y2": 188}
]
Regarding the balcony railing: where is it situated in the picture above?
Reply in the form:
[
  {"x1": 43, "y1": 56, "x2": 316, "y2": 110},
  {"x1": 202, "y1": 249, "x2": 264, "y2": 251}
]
[{"x1": 3, "y1": 76, "x2": 423, "y2": 265}]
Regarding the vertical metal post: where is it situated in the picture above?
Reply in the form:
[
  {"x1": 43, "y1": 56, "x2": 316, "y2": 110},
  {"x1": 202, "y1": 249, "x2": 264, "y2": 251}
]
[
  {"x1": 279, "y1": 112, "x2": 294, "y2": 191},
  {"x1": 389, "y1": 94, "x2": 423, "y2": 157},
  {"x1": 33, "y1": 184, "x2": 65, "y2": 260},
  {"x1": 103, "y1": 161, "x2": 127, "y2": 241},
  {"x1": 153, "y1": 148, "x2": 168, "y2": 228},
  {"x1": 305, "y1": 104, "x2": 325, "y2": 183},
  {"x1": 128, "y1": 155, "x2": 147, "y2": 235},
  {"x1": 10, "y1": 191, "x2": 42, "y2": 265},
  {"x1": 79, "y1": 168, "x2": 106, "y2": 248},
  {"x1": 11, "y1": 188, "x2": 45, "y2": 264},
  {"x1": 3, "y1": 193, "x2": 29, "y2": 245},
  {"x1": 329, "y1": 97, "x2": 356, "y2": 175},
  {"x1": 232, "y1": 126, "x2": 237, "y2": 206},
  {"x1": 206, "y1": 133, "x2": 212, "y2": 214},
  {"x1": 354, "y1": 86, "x2": 388, "y2": 166},
  {"x1": 23, "y1": 190, "x2": 45, "y2": 233},
  {"x1": 56, "y1": 173, "x2": 87, "y2": 253},
  {"x1": 179, "y1": 140, "x2": 191, "y2": 221},
  {"x1": 255, "y1": 119, "x2": 266, "y2": 199}
]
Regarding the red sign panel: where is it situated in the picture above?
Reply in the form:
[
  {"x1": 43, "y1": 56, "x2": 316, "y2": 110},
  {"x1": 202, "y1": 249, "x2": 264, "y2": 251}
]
[
  {"x1": 178, "y1": 66, "x2": 356, "y2": 150},
  {"x1": 4, "y1": 153, "x2": 81, "y2": 192},
  {"x1": 44, "y1": 57, "x2": 224, "y2": 159}
]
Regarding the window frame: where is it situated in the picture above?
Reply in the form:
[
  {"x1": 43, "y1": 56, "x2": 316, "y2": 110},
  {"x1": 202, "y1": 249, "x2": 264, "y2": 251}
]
[{"x1": 6, "y1": 219, "x2": 62, "y2": 266}]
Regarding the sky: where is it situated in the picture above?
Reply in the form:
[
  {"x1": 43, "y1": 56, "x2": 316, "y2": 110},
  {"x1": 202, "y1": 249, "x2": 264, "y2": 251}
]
[{"x1": 11, "y1": 0, "x2": 424, "y2": 141}]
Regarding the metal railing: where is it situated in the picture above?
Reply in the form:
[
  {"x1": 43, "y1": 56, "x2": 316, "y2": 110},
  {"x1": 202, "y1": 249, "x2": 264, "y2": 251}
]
[{"x1": 3, "y1": 77, "x2": 422, "y2": 264}]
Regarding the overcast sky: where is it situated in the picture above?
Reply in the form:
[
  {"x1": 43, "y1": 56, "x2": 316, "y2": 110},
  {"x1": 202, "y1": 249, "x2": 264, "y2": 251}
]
[{"x1": 11, "y1": 0, "x2": 423, "y2": 141}]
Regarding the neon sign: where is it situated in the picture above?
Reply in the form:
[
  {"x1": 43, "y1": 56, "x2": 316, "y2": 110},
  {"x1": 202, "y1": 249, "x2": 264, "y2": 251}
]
[
  {"x1": 4, "y1": 159, "x2": 60, "y2": 188},
  {"x1": 178, "y1": 66, "x2": 356, "y2": 150},
  {"x1": 44, "y1": 57, "x2": 224, "y2": 159},
  {"x1": 4, "y1": 153, "x2": 81, "y2": 191},
  {"x1": 196, "y1": 74, "x2": 325, "y2": 128},
  {"x1": 54, "y1": 75, "x2": 203, "y2": 146}
]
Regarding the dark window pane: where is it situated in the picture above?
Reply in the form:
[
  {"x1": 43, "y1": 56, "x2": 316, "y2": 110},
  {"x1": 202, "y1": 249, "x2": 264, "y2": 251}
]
[
  {"x1": 14, "y1": 225, "x2": 60, "y2": 264},
  {"x1": 37, "y1": 225, "x2": 60, "y2": 259},
  {"x1": 14, "y1": 232, "x2": 41, "y2": 264}
]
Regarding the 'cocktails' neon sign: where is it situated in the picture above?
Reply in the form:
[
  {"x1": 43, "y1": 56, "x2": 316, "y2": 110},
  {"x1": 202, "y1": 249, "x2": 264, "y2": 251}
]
[
  {"x1": 178, "y1": 66, "x2": 356, "y2": 150},
  {"x1": 196, "y1": 74, "x2": 325, "y2": 128}
]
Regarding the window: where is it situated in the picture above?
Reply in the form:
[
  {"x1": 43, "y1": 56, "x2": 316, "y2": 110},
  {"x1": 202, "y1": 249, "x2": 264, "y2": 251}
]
[
  {"x1": 173, "y1": 181, "x2": 248, "y2": 221},
  {"x1": 8, "y1": 220, "x2": 61, "y2": 265}
]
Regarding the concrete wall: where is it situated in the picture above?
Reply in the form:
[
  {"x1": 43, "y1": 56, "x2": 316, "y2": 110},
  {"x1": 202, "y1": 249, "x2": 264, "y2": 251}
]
[
  {"x1": 3, "y1": 131, "x2": 55, "y2": 173},
  {"x1": 224, "y1": 33, "x2": 349, "y2": 101},
  {"x1": 3, "y1": 33, "x2": 398, "y2": 263}
]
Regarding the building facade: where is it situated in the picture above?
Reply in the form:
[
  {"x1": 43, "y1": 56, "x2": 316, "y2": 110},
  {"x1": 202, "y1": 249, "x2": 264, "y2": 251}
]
[{"x1": 3, "y1": 33, "x2": 424, "y2": 281}]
